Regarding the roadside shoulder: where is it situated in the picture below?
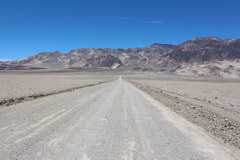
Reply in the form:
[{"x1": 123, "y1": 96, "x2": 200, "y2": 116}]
[{"x1": 129, "y1": 81, "x2": 240, "y2": 151}]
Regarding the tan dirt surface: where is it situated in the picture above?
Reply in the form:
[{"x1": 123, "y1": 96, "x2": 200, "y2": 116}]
[
  {"x1": 125, "y1": 73, "x2": 240, "y2": 150},
  {"x1": 0, "y1": 72, "x2": 116, "y2": 107},
  {"x1": 0, "y1": 77, "x2": 239, "y2": 159}
]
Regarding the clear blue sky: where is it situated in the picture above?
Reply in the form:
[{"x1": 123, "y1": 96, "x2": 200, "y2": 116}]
[{"x1": 1, "y1": 0, "x2": 240, "y2": 60}]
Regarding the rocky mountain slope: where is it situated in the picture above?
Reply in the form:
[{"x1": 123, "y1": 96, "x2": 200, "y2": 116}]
[
  {"x1": 171, "y1": 37, "x2": 240, "y2": 78},
  {"x1": 1, "y1": 37, "x2": 240, "y2": 78},
  {"x1": 168, "y1": 37, "x2": 240, "y2": 62},
  {"x1": 6, "y1": 43, "x2": 175, "y2": 70}
]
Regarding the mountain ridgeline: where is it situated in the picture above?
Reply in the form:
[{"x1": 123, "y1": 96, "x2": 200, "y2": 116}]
[{"x1": 1, "y1": 37, "x2": 240, "y2": 78}]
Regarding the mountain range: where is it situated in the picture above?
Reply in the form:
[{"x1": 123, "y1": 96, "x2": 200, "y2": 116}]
[{"x1": 1, "y1": 37, "x2": 240, "y2": 78}]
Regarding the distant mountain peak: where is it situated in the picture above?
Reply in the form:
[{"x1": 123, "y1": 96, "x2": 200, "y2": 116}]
[
  {"x1": 195, "y1": 37, "x2": 222, "y2": 41},
  {"x1": 149, "y1": 43, "x2": 175, "y2": 48}
]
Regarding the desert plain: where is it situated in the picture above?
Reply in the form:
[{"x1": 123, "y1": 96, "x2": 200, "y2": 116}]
[{"x1": 0, "y1": 70, "x2": 239, "y2": 159}]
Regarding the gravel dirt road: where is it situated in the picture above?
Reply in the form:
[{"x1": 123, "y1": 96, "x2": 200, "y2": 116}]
[{"x1": 0, "y1": 77, "x2": 239, "y2": 160}]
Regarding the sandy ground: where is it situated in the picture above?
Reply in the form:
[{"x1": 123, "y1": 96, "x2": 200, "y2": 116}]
[
  {"x1": 127, "y1": 79, "x2": 240, "y2": 118},
  {"x1": 0, "y1": 77, "x2": 239, "y2": 160},
  {"x1": 0, "y1": 72, "x2": 117, "y2": 106},
  {"x1": 0, "y1": 71, "x2": 239, "y2": 159},
  {"x1": 125, "y1": 73, "x2": 240, "y2": 150}
]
